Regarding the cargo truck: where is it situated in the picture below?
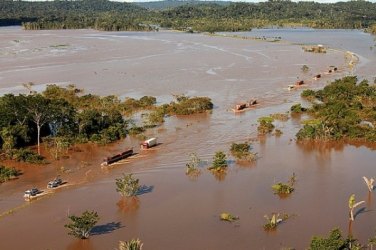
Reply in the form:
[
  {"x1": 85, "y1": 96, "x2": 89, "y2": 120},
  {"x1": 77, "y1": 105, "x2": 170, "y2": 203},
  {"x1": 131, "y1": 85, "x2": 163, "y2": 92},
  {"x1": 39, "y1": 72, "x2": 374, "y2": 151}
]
[{"x1": 141, "y1": 138, "x2": 157, "y2": 149}]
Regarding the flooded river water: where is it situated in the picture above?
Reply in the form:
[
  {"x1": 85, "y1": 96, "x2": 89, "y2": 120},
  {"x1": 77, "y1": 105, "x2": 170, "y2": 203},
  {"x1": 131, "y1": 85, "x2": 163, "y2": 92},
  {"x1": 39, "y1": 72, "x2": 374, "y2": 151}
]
[{"x1": 0, "y1": 27, "x2": 375, "y2": 249}]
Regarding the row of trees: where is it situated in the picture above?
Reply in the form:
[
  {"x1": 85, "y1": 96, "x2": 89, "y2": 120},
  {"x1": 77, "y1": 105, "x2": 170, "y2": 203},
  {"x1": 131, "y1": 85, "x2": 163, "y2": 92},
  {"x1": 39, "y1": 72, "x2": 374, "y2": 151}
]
[
  {"x1": 0, "y1": 84, "x2": 213, "y2": 163},
  {"x1": 0, "y1": 85, "x2": 131, "y2": 161},
  {"x1": 1, "y1": 0, "x2": 376, "y2": 32}
]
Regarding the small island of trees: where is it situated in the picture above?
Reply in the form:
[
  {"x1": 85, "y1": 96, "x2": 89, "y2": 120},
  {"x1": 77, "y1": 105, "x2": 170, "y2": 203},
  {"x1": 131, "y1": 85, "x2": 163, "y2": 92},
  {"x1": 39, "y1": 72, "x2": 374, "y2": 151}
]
[{"x1": 296, "y1": 76, "x2": 376, "y2": 142}]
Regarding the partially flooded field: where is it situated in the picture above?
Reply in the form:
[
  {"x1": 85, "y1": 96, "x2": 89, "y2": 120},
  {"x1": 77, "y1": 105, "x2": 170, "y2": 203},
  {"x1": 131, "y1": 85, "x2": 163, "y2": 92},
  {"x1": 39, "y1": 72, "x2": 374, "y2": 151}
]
[{"x1": 0, "y1": 27, "x2": 375, "y2": 249}]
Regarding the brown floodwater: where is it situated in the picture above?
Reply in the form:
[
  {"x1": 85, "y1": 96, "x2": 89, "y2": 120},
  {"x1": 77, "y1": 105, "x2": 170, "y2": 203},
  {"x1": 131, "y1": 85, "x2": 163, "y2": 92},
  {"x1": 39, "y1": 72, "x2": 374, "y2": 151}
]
[{"x1": 0, "y1": 27, "x2": 375, "y2": 250}]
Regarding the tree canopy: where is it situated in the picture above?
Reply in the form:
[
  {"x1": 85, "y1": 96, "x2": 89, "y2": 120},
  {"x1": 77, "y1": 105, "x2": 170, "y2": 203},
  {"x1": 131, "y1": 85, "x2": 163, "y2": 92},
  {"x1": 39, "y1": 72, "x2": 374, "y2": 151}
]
[
  {"x1": 1, "y1": 0, "x2": 376, "y2": 32},
  {"x1": 297, "y1": 76, "x2": 376, "y2": 142}
]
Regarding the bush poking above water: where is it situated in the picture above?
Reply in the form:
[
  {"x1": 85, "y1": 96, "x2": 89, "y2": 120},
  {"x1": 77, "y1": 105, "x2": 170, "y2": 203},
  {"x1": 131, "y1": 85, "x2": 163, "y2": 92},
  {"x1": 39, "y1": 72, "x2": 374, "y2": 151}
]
[
  {"x1": 186, "y1": 153, "x2": 202, "y2": 176},
  {"x1": 220, "y1": 212, "x2": 239, "y2": 222},
  {"x1": 7, "y1": 149, "x2": 46, "y2": 164},
  {"x1": 272, "y1": 173, "x2": 296, "y2": 195},
  {"x1": 257, "y1": 117, "x2": 275, "y2": 135},
  {"x1": 116, "y1": 174, "x2": 141, "y2": 197},
  {"x1": 290, "y1": 103, "x2": 307, "y2": 113},
  {"x1": 0, "y1": 165, "x2": 20, "y2": 183},
  {"x1": 272, "y1": 183, "x2": 294, "y2": 195},
  {"x1": 208, "y1": 151, "x2": 227, "y2": 172},
  {"x1": 348, "y1": 194, "x2": 365, "y2": 221},
  {"x1": 64, "y1": 210, "x2": 99, "y2": 239},
  {"x1": 363, "y1": 176, "x2": 375, "y2": 192},
  {"x1": 230, "y1": 142, "x2": 257, "y2": 162},
  {"x1": 118, "y1": 239, "x2": 143, "y2": 250},
  {"x1": 263, "y1": 213, "x2": 289, "y2": 231},
  {"x1": 168, "y1": 95, "x2": 213, "y2": 115}
]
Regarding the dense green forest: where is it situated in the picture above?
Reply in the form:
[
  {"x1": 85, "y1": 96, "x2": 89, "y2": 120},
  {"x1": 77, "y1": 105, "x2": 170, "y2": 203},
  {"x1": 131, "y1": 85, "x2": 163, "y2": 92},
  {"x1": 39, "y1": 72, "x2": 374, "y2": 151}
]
[
  {"x1": 297, "y1": 76, "x2": 376, "y2": 142},
  {"x1": 0, "y1": 85, "x2": 213, "y2": 163},
  {"x1": 1, "y1": 0, "x2": 376, "y2": 32},
  {"x1": 135, "y1": 0, "x2": 231, "y2": 10}
]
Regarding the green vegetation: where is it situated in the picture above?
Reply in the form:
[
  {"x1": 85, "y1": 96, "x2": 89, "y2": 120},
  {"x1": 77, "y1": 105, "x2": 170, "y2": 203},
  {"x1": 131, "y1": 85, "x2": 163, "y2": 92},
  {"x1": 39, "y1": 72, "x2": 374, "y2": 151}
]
[
  {"x1": 272, "y1": 173, "x2": 296, "y2": 195},
  {"x1": 220, "y1": 212, "x2": 239, "y2": 222},
  {"x1": 166, "y1": 95, "x2": 213, "y2": 115},
  {"x1": 263, "y1": 213, "x2": 289, "y2": 231},
  {"x1": 115, "y1": 174, "x2": 140, "y2": 197},
  {"x1": 290, "y1": 103, "x2": 306, "y2": 113},
  {"x1": 141, "y1": 95, "x2": 212, "y2": 127},
  {"x1": 309, "y1": 228, "x2": 361, "y2": 250},
  {"x1": 118, "y1": 239, "x2": 143, "y2": 250},
  {"x1": 0, "y1": 86, "x2": 129, "y2": 160},
  {"x1": 230, "y1": 142, "x2": 257, "y2": 162},
  {"x1": 0, "y1": 85, "x2": 212, "y2": 163},
  {"x1": 7, "y1": 149, "x2": 46, "y2": 164},
  {"x1": 64, "y1": 210, "x2": 99, "y2": 239},
  {"x1": 367, "y1": 23, "x2": 376, "y2": 34},
  {"x1": 272, "y1": 183, "x2": 294, "y2": 195},
  {"x1": 369, "y1": 233, "x2": 376, "y2": 249},
  {"x1": 296, "y1": 76, "x2": 376, "y2": 142},
  {"x1": 348, "y1": 194, "x2": 365, "y2": 221},
  {"x1": 44, "y1": 136, "x2": 72, "y2": 160},
  {"x1": 301, "y1": 89, "x2": 316, "y2": 99},
  {"x1": 208, "y1": 151, "x2": 227, "y2": 171},
  {"x1": 1, "y1": 1, "x2": 376, "y2": 32},
  {"x1": 257, "y1": 116, "x2": 275, "y2": 135},
  {"x1": 0, "y1": 165, "x2": 20, "y2": 183}
]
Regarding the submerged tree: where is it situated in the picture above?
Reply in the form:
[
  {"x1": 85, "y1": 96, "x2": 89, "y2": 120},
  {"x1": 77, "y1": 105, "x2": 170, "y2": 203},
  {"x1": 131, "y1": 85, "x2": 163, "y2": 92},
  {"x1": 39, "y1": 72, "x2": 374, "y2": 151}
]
[
  {"x1": 230, "y1": 142, "x2": 257, "y2": 162},
  {"x1": 257, "y1": 117, "x2": 275, "y2": 135},
  {"x1": 116, "y1": 173, "x2": 140, "y2": 197},
  {"x1": 26, "y1": 94, "x2": 52, "y2": 155},
  {"x1": 118, "y1": 239, "x2": 143, "y2": 250},
  {"x1": 185, "y1": 152, "x2": 202, "y2": 176},
  {"x1": 220, "y1": 212, "x2": 239, "y2": 222},
  {"x1": 348, "y1": 194, "x2": 365, "y2": 221},
  {"x1": 64, "y1": 210, "x2": 99, "y2": 239},
  {"x1": 0, "y1": 165, "x2": 20, "y2": 183},
  {"x1": 263, "y1": 213, "x2": 289, "y2": 231},
  {"x1": 363, "y1": 176, "x2": 375, "y2": 192},
  {"x1": 272, "y1": 173, "x2": 296, "y2": 196},
  {"x1": 208, "y1": 151, "x2": 227, "y2": 171},
  {"x1": 309, "y1": 228, "x2": 361, "y2": 250}
]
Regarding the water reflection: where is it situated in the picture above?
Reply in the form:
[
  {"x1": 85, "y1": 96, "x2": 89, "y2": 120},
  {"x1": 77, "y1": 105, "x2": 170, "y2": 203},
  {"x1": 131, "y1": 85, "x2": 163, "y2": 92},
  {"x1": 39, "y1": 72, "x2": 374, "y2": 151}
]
[
  {"x1": 297, "y1": 141, "x2": 344, "y2": 166},
  {"x1": 66, "y1": 239, "x2": 94, "y2": 250},
  {"x1": 210, "y1": 170, "x2": 227, "y2": 182},
  {"x1": 117, "y1": 197, "x2": 140, "y2": 214},
  {"x1": 367, "y1": 192, "x2": 373, "y2": 208},
  {"x1": 185, "y1": 169, "x2": 202, "y2": 181}
]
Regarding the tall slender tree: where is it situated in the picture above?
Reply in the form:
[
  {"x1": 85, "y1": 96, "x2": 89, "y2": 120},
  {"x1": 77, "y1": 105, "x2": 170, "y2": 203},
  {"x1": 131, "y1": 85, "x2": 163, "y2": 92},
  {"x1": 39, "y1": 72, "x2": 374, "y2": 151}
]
[{"x1": 26, "y1": 94, "x2": 52, "y2": 155}]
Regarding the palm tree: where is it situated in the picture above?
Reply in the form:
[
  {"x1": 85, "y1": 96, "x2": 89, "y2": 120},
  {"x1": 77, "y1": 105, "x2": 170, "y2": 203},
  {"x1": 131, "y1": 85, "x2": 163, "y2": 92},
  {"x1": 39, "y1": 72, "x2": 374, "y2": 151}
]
[
  {"x1": 118, "y1": 239, "x2": 143, "y2": 250},
  {"x1": 363, "y1": 176, "x2": 374, "y2": 192},
  {"x1": 348, "y1": 194, "x2": 365, "y2": 221}
]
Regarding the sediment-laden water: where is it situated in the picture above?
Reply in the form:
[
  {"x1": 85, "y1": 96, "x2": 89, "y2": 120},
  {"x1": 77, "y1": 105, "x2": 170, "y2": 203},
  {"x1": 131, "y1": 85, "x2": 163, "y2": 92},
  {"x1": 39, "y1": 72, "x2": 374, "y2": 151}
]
[{"x1": 0, "y1": 27, "x2": 375, "y2": 250}]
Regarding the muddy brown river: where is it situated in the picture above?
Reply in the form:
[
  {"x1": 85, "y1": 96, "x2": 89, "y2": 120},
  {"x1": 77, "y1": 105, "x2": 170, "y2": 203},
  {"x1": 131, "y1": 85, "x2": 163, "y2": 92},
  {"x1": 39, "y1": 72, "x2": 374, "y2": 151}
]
[{"x1": 0, "y1": 27, "x2": 375, "y2": 249}]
